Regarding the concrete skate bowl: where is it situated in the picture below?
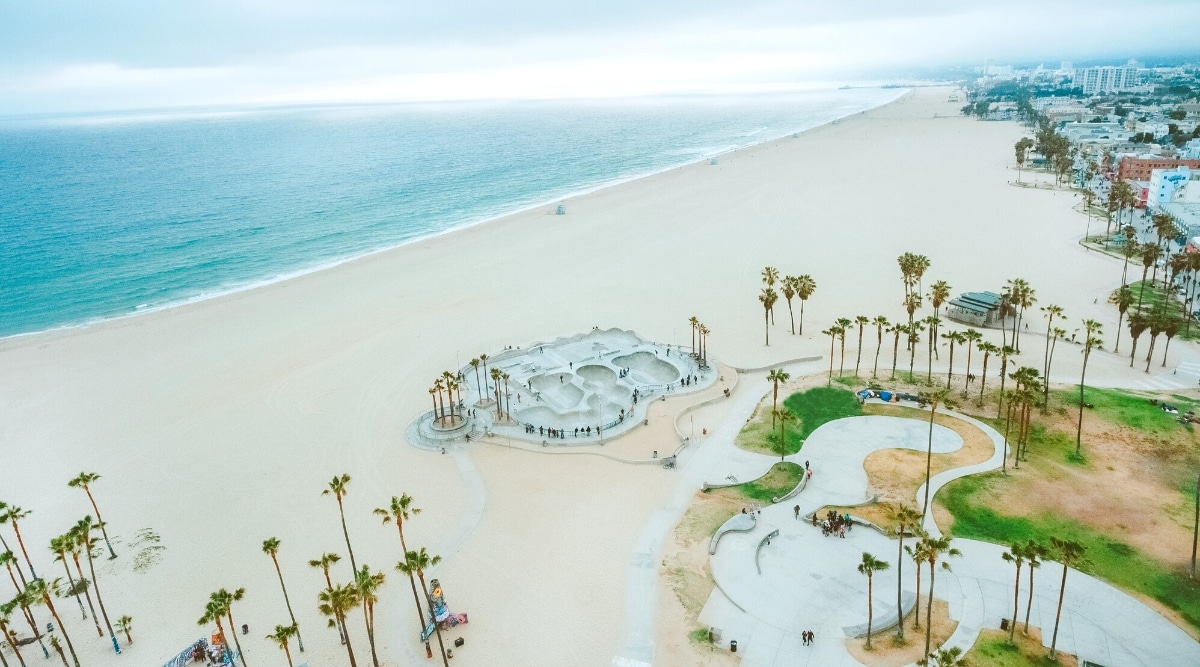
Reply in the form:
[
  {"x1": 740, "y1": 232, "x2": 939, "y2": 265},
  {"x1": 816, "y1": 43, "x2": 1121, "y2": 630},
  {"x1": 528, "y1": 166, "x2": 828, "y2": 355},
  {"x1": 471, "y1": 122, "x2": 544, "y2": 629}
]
[
  {"x1": 529, "y1": 373, "x2": 584, "y2": 409},
  {"x1": 613, "y1": 351, "x2": 680, "y2": 385},
  {"x1": 516, "y1": 399, "x2": 621, "y2": 431},
  {"x1": 576, "y1": 364, "x2": 617, "y2": 386}
]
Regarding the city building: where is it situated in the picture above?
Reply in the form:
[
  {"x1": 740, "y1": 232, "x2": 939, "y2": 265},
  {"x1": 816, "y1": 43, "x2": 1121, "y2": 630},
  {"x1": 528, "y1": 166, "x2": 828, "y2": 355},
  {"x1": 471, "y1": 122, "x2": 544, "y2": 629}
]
[
  {"x1": 1117, "y1": 157, "x2": 1200, "y2": 181},
  {"x1": 1147, "y1": 167, "x2": 1192, "y2": 207},
  {"x1": 946, "y1": 292, "x2": 1004, "y2": 327},
  {"x1": 1073, "y1": 66, "x2": 1139, "y2": 95}
]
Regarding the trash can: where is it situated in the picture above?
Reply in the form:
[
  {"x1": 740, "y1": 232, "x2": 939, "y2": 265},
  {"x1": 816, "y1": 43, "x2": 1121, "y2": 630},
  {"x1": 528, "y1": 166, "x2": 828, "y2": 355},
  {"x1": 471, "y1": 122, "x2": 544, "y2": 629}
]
[{"x1": 730, "y1": 640, "x2": 737, "y2": 653}]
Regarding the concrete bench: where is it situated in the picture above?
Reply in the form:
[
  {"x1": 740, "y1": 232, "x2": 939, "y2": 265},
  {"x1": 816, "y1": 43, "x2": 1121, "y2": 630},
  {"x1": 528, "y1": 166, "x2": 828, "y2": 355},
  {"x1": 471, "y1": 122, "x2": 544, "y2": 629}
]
[{"x1": 708, "y1": 513, "x2": 756, "y2": 555}]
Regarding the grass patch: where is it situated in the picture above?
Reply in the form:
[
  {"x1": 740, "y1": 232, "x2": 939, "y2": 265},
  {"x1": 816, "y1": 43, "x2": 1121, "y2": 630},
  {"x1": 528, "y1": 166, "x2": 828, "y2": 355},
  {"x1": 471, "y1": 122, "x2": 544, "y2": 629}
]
[
  {"x1": 964, "y1": 629, "x2": 1076, "y2": 667},
  {"x1": 735, "y1": 386, "x2": 861, "y2": 457},
  {"x1": 729, "y1": 462, "x2": 804, "y2": 503},
  {"x1": 1117, "y1": 280, "x2": 1200, "y2": 342},
  {"x1": 939, "y1": 472, "x2": 1200, "y2": 632},
  {"x1": 1051, "y1": 386, "x2": 1184, "y2": 439},
  {"x1": 688, "y1": 627, "x2": 714, "y2": 645}
]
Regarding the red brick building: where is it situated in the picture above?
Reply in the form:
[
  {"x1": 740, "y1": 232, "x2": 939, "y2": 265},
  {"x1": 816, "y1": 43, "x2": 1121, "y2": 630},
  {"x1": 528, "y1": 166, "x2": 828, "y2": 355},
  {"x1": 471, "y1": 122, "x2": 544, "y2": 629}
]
[{"x1": 1118, "y1": 157, "x2": 1200, "y2": 181}]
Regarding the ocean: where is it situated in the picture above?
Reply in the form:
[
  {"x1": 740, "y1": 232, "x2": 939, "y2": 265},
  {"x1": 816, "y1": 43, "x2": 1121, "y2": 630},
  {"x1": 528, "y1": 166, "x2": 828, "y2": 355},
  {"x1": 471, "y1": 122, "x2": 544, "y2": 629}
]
[{"x1": 0, "y1": 88, "x2": 902, "y2": 338}]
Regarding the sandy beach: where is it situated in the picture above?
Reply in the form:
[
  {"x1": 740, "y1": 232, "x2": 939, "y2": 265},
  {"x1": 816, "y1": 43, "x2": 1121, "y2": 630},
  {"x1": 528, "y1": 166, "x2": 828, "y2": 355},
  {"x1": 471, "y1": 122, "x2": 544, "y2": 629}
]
[{"x1": 0, "y1": 86, "x2": 1185, "y2": 666}]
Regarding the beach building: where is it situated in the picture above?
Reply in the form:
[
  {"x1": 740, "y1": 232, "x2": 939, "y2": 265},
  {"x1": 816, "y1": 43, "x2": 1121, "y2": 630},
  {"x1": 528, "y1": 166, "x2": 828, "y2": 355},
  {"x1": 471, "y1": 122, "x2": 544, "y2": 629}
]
[
  {"x1": 1147, "y1": 167, "x2": 1194, "y2": 207},
  {"x1": 1118, "y1": 156, "x2": 1200, "y2": 181},
  {"x1": 1060, "y1": 122, "x2": 1130, "y2": 145},
  {"x1": 946, "y1": 291, "x2": 1004, "y2": 327},
  {"x1": 1073, "y1": 65, "x2": 1139, "y2": 95}
]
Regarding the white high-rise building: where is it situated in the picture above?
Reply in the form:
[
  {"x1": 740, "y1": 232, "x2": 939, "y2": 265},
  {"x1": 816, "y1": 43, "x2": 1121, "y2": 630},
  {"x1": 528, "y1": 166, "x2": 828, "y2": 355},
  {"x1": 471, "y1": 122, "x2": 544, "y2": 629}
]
[{"x1": 1072, "y1": 66, "x2": 1139, "y2": 95}]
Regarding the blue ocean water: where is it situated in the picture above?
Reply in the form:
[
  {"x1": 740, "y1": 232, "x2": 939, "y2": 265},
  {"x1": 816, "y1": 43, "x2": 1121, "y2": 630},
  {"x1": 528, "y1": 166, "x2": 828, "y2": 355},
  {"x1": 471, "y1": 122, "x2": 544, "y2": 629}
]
[{"x1": 0, "y1": 89, "x2": 901, "y2": 338}]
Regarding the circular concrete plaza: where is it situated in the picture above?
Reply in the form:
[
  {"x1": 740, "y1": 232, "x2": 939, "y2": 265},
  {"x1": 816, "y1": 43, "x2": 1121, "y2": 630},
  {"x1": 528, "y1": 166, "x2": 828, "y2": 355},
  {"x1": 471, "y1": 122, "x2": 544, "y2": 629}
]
[{"x1": 709, "y1": 416, "x2": 962, "y2": 636}]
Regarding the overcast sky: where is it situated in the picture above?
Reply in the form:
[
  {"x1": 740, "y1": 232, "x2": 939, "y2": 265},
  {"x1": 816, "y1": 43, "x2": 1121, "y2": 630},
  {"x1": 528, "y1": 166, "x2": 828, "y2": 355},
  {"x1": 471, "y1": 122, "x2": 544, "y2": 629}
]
[{"x1": 2, "y1": 0, "x2": 1197, "y2": 114}]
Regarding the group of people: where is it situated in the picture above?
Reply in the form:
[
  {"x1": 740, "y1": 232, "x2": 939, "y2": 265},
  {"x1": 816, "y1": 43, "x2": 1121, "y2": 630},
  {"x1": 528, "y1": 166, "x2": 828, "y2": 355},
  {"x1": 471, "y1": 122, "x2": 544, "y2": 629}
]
[
  {"x1": 813, "y1": 509, "x2": 853, "y2": 538},
  {"x1": 801, "y1": 629, "x2": 815, "y2": 646}
]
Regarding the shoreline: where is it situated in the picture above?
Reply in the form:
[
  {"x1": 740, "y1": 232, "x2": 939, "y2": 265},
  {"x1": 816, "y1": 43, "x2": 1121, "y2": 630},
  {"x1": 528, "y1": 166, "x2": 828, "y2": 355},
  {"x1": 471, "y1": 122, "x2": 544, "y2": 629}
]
[{"x1": 0, "y1": 88, "x2": 908, "y2": 342}]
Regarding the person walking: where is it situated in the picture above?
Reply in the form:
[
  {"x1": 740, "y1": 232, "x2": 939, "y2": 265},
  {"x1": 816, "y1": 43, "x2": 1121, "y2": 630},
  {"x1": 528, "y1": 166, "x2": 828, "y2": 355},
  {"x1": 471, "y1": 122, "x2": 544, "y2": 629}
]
[{"x1": 794, "y1": 505, "x2": 800, "y2": 520}]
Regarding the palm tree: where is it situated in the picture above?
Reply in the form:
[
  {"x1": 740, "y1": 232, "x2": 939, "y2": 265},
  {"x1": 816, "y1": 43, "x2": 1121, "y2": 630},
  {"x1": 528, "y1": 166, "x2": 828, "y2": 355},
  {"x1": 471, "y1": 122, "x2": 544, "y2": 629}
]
[
  {"x1": 0, "y1": 516, "x2": 27, "y2": 588},
  {"x1": 924, "y1": 316, "x2": 940, "y2": 381},
  {"x1": 782, "y1": 277, "x2": 798, "y2": 334},
  {"x1": 919, "y1": 646, "x2": 967, "y2": 667},
  {"x1": 688, "y1": 316, "x2": 700, "y2": 356},
  {"x1": 996, "y1": 345, "x2": 1014, "y2": 418},
  {"x1": 1040, "y1": 305, "x2": 1064, "y2": 388},
  {"x1": 12, "y1": 587, "x2": 48, "y2": 660},
  {"x1": 1022, "y1": 541, "x2": 1045, "y2": 634},
  {"x1": 905, "y1": 539, "x2": 929, "y2": 630},
  {"x1": 907, "y1": 322, "x2": 924, "y2": 382},
  {"x1": 1043, "y1": 327, "x2": 1067, "y2": 408},
  {"x1": 212, "y1": 588, "x2": 249, "y2": 667},
  {"x1": 374, "y1": 495, "x2": 426, "y2": 638},
  {"x1": 1137, "y1": 244, "x2": 1162, "y2": 313},
  {"x1": 904, "y1": 292, "x2": 923, "y2": 331},
  {"x1": 490, "y1": 368, "x2": 503, "y2": 417},
  {"x1": 1144, "y1": 309, "x2": 1165, "y2": 373},
  {"x1": 759, "y1": 288, "x2": 778, "y2": 345},
  {"x1": 469, "y1": 358, "x2": 481, "y2": 403},
  {"x1": 836, "y1": 318, "x2": 852, "y2": 377},
  {"x1": 976, "y1": 342, "x2": 998, "y2": 405},
  {"x1": 49, "y1": 535, "x2": 87, "y2": 622},
  {"x1": 323, "y1": 474, "x2": 358, "y2": 574},
  {"x1": 477, "y1": 353, "x2": 490, "y2": 404},
  {"x1": 873, "y1": 316, "x2": 890, "y2": 378},
  {"x1": 75, "y1": 517, "x2": 118, "y2": 653},
  {"x1": 698, "y1": 324, "x2": 710, "y2": 366},
  {"x1": 1161, "y1": 314, "x2": 1182, "y2": 367},
  {"x1": 921, "y1": 390, "x2": 950, "y2": 522},
  {"x1": 399, "y1": 548, "x2": 450, "y2": 667},
  {"x1": 823, "y1": 327, "x2": 838, "y2": 384},
  {"x1": 67, "y1": 473, "x2": 117, "y2": 559},
  {"x1": 1001, "y1": 543, "x2": 1026, "y2": 644},
  {"x1": 441, "y1": 371, "x2": 457, "y2": 422},
  {"x1": 115, "y1": 614, "x2": 132, "y2": 645},
  {"x1": 61, "y1": 530, "x2": 102, "y2": 637},
  {"x1": 890, "y1": 324, "x2": 903, "y2": 380},
  {"x1": 199, "y1": 600, "x2": 233, "y2": 666},
  {"x1": 354, "y1": 565, "x2": 385, "y2": 667},
  {"x1": 891, "y1": 504, "x2": 922, "y2": 642},
  {"x1": 432, "y1": 378, "x2": 445, "y2": 422},
  {"x1": 761, "y1": 266, "x2": 779, "y2": 324},
  {"x1": 960, "y1": 329, "x2": 981, "y2": 395},
  {"x1": 928, "y1": 280, "x2": 951, "y2": 359},
  {"x1": 318, "y1": 584, "x2": 361, "y2": 667},
  {"x1": 502, "y1": 372, "x2": 512, "y2": 418},
  {"x1": 0, "y1": 506, "x2": 36, "y2": 580},
  {"x1": 1127, "y1": 312, "x2": 1148, "y2": 367},
  {"x1": 795, "y1": 275, "x2": 816, "y2": 335},
  {"x1": 48, "y1": 635, "x2": 68, "y2": 667},
  {"x1": 27, "y1": 578, "x2": 80, "y2": 667},
  {"x1": 767, "y1": 369, "x2": 790, "y2": 426},
  {"x1": 858, "y1": 552, "x2": 890, "y2": 650},
  {"x1": 266, "y1": 624, "x2": 298, "y2": 667},
  {"x1": 943, "y1": 330, "x2": 965, "y2": 389},
  {"x1": 920, "y1": 535, "x2": 962, "y2": 662},
  {"x1": 0, "y1": 600, "x2": 28, "y2": 667},
  {"x1": 309, "y1": 552, "x2": 341, "y2": 590},
  {"x1": 262, "y1": 538, "x2": 303, "y2": 652},
  {"x1": 773, "y1": 409, "x2": 796, "y2": 462},
  {"x1": 1049, "y1": 539, "x2": 1086, "y2": 660},
  {"x1": 1076, "y1": 320, "x2": 1103, "y2": 458},
  {"x1": 1014, "y1": 137, "x2": 1033, "y2": 182},
  {"x1": 854, "y1": 315, "x2": 870, "y2": 377}
]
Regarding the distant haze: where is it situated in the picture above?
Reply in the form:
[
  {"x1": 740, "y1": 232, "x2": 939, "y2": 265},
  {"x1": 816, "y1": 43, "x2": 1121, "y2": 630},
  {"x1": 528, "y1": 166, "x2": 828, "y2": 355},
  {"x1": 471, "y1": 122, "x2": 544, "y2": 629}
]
[{"x1": 1, "y1": 0, "x2": 1198, "y2": 114}]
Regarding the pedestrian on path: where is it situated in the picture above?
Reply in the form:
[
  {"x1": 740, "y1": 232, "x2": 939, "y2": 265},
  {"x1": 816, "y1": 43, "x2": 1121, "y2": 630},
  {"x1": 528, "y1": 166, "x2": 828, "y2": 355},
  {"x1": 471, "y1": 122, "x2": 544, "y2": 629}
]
[{"x1": 794, "y1": 504, "x2": 800, "y2": 519}]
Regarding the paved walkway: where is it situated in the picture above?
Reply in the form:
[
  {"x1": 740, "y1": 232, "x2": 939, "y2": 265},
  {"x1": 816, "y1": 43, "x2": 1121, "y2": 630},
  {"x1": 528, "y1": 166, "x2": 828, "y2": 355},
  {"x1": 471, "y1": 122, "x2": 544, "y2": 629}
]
[{"x1": 672, "y1": 396, "x2": 1200, "y2": 667}]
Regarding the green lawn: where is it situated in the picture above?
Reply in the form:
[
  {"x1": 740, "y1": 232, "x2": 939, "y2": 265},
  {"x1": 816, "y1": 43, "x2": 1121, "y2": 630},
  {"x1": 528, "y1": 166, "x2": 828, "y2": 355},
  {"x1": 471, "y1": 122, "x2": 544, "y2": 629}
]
[
  {"x1": 1051, "y1": 386, "x2": 1187, "y2": 439},
  {"x1": 731, "y1": 462, "x2": 804, "y2": 502},
  {"x1": 964, "y1": 630, "x2": 1062, "y2": 666},
  {"x1": 939, "y1": 472, "x2": 1200, "y2": 632},
  {"x1": 734, "y1": 386, "x2": 862, "y2": 457},
  {"x1": 1117, "y1": 280, "x2": 1200, "y2": 342}
]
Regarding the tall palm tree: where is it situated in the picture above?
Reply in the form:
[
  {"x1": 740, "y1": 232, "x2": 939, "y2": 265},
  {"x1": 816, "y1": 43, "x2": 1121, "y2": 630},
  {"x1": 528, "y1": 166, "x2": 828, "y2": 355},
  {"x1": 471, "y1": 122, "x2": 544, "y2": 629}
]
[
  {"x1": 928, "y1": 280, "x2": 951, "y2": 359},
  {"x1": 502, "y1": 372, "x2": 512, "y2": 418},
  {"x1": 905, "y1": 539, "x2": 929, "y2": 630},
  {"x1": 1040, "y1": 305, "x2": 1064, "y2": 389},
  {"x1": 873, "y1": 316, "x2": 890, "y2": 378},
  {"x1": 374, "y1": 495, "x2": 427, "y2": 638},
  {"x1": 1022, "y1": 541, "x2": 1045, "y2": 634},
  {"x1": 323, "y1": 474, "x2": 358, "y2": 574},
  {"x1": 766, "y1": 369, "x2": 790, "y2": 427},
  {"x1": 761, "y1": 266, "x2": 779, "y2": 324},
  {"x1": 1162, "y1": 315, "x2": 1182, "y2": 367},
  {"x1": 1137, "y1": 244, "x2": 1162, "y2": 313},
  {"x1": 67, "y1": 472, "x2": 117, "y2": 559},
  {"x1": 773, "y1": 409, "x2": 796, "y2": 462},
  {"x1": 960, "y1": 329, "x2": 981, "y2": 395},
  {"x1": 942, "y1": 330, "x2": 965, "y2": 389},
  {"x1": 199, "y1": 600, "x2": 233, "y2": 667},
  {"x1": 1127, "y1": 312, "x2": 1148, "y2": 367},
  {"x1": 698, "y1": 324, "x2": 710, "y2": 366},
  {"x1": 12, "y1": 587, "x2": 48, "y2": 660},
  {"x1": 266, "y1": 624, "x2": 298, "y2": 667},
  {"x1": 441, "y1": 371, "x2": 457, "y2": 422},
  {"x1": 836, "y1": 318, "x2": 852, "y2": 377},
  {"x1": 75, "y1": 517, "x2": 118, "y2": 653},
  {"x1": 262, "y1": 538, "x2": 303, "y2": 652},
  {"x1": 1001, "y1": 543, "x2": 1027, "y2": 644},
  {"x1": 354, "y1": 565, "x2": 385, "y2": 667},
  {"x1": 854, "y1": 316, "x2": 870, "y2": 377},
  {"x1": 0, "y1": 600, "x2": 28, "y2": 667},
  {"x1": 0, "y1": 516, "x2": 27, "y2": 588},
  {"x1": 976, "y1": 342, "x2": 998, "y2": 406},
  {"x1": 212, "y1": 588, "x2": 248, "y2": 667},
  {"x1": 1076, "y1": 320, "x2": 1103, "y2": 458},
  {"x1": 115, "y1": 615, "x2": 132, "y2": 645},
  {"x1": 920, "y1": 535, "x2": 961, "y2": 662},
  {"x1": 469, "y1": 358, "x2": 482, "y2": 403},
  {"x1": 490, "y1": 368, "x2": 503, "y2": 418},
  {"x1": 907, "y1": 322, "x2": 924, "y2": 382},
  {"x1": 0, "y1": 506, "x2": 36, "y2": 580},
  {"x1": 309, "y1": 552, "x2": 342, "y2": 590},
  {"x1": 477, "y1": 353, "x2": 490, "y2": 404},
  {"x1": 318, "y1": 585, "x2": 361, "y2": 666},
  {"x1": 795, "y1": 275, "x2": 816, "y2": 335},
  {"x1": 924, "y1": 316, "x2": 940, "y2": 381},
  {"x1": 688, "y1": 316, "x2": 700, "y2": 356},
  {"x1": 1143, "y1": 309, "x2": 1165, "y2": 373},
  {"x1": 858, "y1": 552, "x2": 890, "y2": 650},
  {"x1": 921, "y1": 390, "x2": 950, "y2": 522},
  {"x1": 28, "y1": 578, "x2": 80, "y2": 667},
  {"x1": 759, "y1": 288, "x2": 778, "y2": 345},
  {"x1": 61, "y1": 530, "x2": 101, "y2": 637},
  {"x1": 996, "y1": 345, "x2": 1015, "y2": 418},
  {"x1": 823, "y1": 328, "x2": 838, "y2": 384},
  {"x1": 1048, "y1": 539, "x2": 1086, "y2": 660},
  {"x1": 904, "y1": 293, "x2": 923, "y2": 331},
  {"x1": 49, "y1": 535, "x2": 87, "y2": 622},
  {"x1": 890, "y1": 324, "x2": 903, "y2": 381},
  {"x1": 891, "y1": 504, "x2": 922, "y2": 642},
  {"x1": 48, "y1": 635, "x2": 68, "y2": 667},
  {"x1": 398, "y1": 549, "x2": 450, "y2": 667},
  {"x1": 1043, "y1": 327, "x2": 1067, "y2": 408},
  {"x1": 782, "y1": 277, "x2": 798, "y2": 334}
]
